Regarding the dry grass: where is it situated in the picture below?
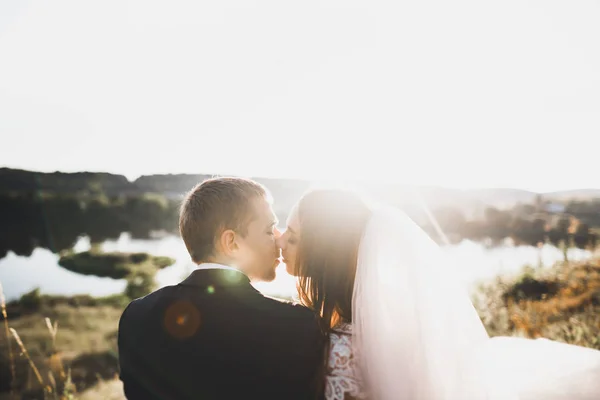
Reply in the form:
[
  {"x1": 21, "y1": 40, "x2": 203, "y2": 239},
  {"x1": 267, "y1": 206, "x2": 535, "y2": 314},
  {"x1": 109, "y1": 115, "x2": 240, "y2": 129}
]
[
  {"x1": 9, "y1": 328, "x2": 44, "y2": 387},
  {"x1": 474, "y1": 258, "x2": 600, "y2": 349},
  {"x1": 0, "y1": 297, "x2": 123, "y2": 399},
  {"x1": 0, "y1": 282, "x2": 16, "y2": 397}
]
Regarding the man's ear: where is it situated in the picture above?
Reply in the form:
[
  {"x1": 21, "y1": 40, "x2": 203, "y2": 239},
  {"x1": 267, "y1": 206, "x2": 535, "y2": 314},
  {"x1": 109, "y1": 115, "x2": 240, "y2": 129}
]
[{"x1": 219, "y1": 229, "x2": 238, "y2": 256}]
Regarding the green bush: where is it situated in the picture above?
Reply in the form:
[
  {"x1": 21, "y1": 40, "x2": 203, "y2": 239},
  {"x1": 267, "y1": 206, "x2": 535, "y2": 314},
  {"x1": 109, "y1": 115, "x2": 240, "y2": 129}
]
[
  {"x1": 124, "y1": 271, "x2": 156, "y2": 300},
  {"x1": 19, "y1": 288, "x2": 42, "y2": 311}
]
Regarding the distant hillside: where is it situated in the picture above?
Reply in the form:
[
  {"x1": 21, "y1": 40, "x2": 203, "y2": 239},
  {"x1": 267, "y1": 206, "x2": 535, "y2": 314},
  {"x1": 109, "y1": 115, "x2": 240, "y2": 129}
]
[
  {"x1": 0, "y1": 168, "x2": 598, "y2": 218},
  {"x1": 133, "y1": 173, "x2": 213, "y2": 196},
  {"x1": 0, "y1": 168, "x2": 135, "y2": 196},
  {"x1": 463, "y1": 188, "x2": 538, "y2": 207},
  {"x1": 543, "y1": 189, "x2": 600, "y2": 201}
]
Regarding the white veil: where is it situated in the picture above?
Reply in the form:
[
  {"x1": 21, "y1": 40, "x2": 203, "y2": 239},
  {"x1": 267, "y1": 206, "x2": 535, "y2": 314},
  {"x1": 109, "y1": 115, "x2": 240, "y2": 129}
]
[
  {"x1": 351, "y1": 205, "x2": 600, "y2": 400},
  {"x1": 351, "y1": 205, "x2": 509, "y2": 400}
]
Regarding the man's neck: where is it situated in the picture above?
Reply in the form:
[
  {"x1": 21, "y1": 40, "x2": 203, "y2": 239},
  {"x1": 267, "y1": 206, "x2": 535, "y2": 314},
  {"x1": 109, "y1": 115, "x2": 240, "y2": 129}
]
[
  {"x1": 201, "y1": 256, "x2": 234, "y2": 268},
  {"x1": 197, "y1": 259, "x2": 249, "y2": 278}
]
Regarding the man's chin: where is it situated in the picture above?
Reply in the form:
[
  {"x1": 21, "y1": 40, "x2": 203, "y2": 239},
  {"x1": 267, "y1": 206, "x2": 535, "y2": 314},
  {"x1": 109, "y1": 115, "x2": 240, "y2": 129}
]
[
  {"x1": 250, "y1": 267, "x2": 277, "y2": 283},
  {"x1": 260, "y1": 269, "x2": 277, "y2": 282}
]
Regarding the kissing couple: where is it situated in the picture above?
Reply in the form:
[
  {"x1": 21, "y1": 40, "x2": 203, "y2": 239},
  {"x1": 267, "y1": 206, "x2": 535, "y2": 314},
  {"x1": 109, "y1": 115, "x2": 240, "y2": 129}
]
[{"x1": 118, "y1": 177, "x2": 600, "y2": 400}]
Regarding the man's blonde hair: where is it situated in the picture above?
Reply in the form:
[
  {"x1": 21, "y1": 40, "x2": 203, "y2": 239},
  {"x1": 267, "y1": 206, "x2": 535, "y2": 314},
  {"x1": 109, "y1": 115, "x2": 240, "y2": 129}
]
[{"x1": 179, "y1": 177, "x2": 269, "y2": 263}]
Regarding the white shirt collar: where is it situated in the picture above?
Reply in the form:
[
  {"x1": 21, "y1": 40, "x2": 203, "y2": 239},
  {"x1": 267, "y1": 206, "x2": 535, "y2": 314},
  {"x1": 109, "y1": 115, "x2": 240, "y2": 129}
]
[{"x1": 196, "y1": 263, "x2": 244, "y2": 274}]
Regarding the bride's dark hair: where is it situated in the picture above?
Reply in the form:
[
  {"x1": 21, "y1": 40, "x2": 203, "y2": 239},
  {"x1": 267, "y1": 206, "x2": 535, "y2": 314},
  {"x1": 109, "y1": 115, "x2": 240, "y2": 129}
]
[{"x1": 295, "y1": 189, "x2": 372, "y2": 332}]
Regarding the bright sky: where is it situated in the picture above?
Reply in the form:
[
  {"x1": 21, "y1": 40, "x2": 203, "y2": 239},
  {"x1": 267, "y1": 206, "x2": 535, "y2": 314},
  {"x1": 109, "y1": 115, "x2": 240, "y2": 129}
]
[{"x1": 0, "y1": 0, "x2": 598, "y2": 192}]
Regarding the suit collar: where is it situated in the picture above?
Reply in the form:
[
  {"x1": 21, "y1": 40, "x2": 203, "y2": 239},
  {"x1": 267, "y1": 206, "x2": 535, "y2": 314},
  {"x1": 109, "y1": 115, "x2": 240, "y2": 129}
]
[{"x1": 180, "y1": 268, "x2": 252, "y2": 289}]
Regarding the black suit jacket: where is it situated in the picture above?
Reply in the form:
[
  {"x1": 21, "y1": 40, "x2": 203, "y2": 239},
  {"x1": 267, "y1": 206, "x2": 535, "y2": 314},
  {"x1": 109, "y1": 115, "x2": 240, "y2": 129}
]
[{"x1": 118, "y1": 268, "x2": 325, "y2": 400}]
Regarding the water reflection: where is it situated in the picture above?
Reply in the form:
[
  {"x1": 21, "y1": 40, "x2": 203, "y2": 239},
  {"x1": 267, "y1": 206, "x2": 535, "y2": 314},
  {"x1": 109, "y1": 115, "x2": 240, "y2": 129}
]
[
  {"x1": 0, "y1": 247, "x2": 128, "y2": 300},
  {"x1": 0, "y1": 193, "x2": 179, "y2": 260},
  {"x1": 445, "y1": 240, "x2": 591, "y2": 287},
  {"x1": 0, "y1": 233, "x2": 591, "y2": 302}
]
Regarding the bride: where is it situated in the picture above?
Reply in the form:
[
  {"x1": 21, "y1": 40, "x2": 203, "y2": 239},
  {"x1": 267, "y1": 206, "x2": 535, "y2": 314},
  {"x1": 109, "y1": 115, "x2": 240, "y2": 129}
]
[{"x1": 276, "y1": 189, "x2": 600, "y2": 400}]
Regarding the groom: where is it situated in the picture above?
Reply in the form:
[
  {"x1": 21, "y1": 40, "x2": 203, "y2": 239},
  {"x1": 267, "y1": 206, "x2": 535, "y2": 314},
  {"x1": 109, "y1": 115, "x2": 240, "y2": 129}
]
[{"x1": 118, "y1": 177, "x2": 324, "y2": 400}]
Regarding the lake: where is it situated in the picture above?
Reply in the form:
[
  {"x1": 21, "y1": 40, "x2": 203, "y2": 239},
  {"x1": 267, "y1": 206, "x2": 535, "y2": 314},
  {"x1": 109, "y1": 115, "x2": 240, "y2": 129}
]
[{"x1": 0, "y1": 233, "x2": 593, "y2": 302}]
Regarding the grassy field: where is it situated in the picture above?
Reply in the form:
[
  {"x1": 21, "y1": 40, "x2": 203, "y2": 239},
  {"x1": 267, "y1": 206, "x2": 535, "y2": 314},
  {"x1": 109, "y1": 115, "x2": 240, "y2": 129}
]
[
  {"x1": 2, "y1": 256, "x2": 600, "y2": 399},
  {"x1": 0, "y1": 293, "x2": 125, "y2": 399}
]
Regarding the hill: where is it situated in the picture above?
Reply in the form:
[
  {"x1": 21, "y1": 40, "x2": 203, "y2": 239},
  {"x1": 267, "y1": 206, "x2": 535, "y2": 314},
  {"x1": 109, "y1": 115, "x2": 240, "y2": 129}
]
[{"x1": 0, "y1": 167, "x2": 598, "y2": 217}]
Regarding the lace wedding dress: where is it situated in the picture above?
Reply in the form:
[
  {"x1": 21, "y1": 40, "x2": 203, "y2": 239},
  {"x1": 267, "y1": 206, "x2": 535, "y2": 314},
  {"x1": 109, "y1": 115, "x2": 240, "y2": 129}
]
[{"x1": 325, "y1": 323, "x2": 367, "y2": 400}]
